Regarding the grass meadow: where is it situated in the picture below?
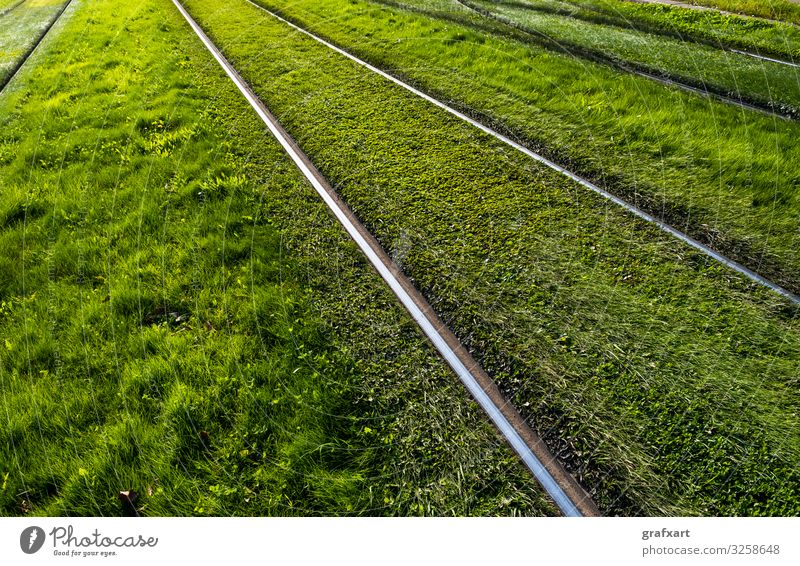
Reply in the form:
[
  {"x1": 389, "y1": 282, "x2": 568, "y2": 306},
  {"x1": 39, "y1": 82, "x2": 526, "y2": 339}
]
[
  {"x1": 462, "y1": 0, "x2": 800, "y2": 115},
  {"x1": 1, "y1": 0, "x2": 797, "y2": 517},
  {"x1": 517, "y1": 0, "x2": 800, "y2": 61},
  {"x1": 682, "y1": 0, "x2": 800, "y2": 25}
]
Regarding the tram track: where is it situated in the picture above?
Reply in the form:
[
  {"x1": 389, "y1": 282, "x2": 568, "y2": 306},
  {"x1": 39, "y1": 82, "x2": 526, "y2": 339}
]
[
  {"x1": 454, "y1": 0, "x2": 798, "y2": 121},
  {"x1": 500, "y1": 0, "x2": 800, "y2": 69},
  {"x1": 172, "y1": 0, "x2": 601, "y2": 517},
  {"x1": 236, "y1": 0, "x2": 800, "y2": 305},
  {"x1": 729, "y1": 48, "x2": 800, "y2": 68}
]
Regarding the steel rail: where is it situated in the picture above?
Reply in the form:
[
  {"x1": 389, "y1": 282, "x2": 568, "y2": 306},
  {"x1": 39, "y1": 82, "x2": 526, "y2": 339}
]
[
  {"x1": 626, "y1": 0, "x2": 800, "y2": 30},
  {"x1": 729, "y1": 48, "x2": 800, "y2": 69},
  {"x1": 172, "y1": 0, "x2": 600, "y2": 517},
  {"x1": 0, "y1": 0, "x2": 75, "y2": 95},
  {"x1": 242, "y1": 0, "x2": 800, "y2": 304}
]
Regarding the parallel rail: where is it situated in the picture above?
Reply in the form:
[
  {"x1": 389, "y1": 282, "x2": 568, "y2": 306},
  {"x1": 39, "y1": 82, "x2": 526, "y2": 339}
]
[
  {"x1": 491, "y1": 0, "x2": 800, "y2": 69},
  {"x1": 241, "y1": 0, "x2": 800, "y2": 305},
  {"x1": 730, "y1": 48, "x2": 800, "y2": 68},
  {"x1": 172, "y1": 0, "x2": 600, "y2": 517},
  {"x1": 454, "y1": 0, "x2": 797, "y2": 121}
]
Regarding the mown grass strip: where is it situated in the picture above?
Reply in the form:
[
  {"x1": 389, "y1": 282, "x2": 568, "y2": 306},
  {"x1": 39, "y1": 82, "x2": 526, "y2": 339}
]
[
  {"x1": 0, "y1": 0, "x2": 556, "y2": 516},
  {"x1": 250, "y1": 0, "x2": 800, "y2": 297},
  {"x1": 518, "y1": 0, "x2": 800, "y2": 62},
  {"x1": 184, "y1": 0, "x2": 800, "y2": 515},
  {"x1": 459, "y1": 0, "x2": 800, "y2": 118}
]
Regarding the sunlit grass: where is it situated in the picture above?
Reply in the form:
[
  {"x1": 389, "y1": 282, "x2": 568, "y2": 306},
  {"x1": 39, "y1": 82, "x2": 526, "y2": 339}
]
[
  {"x1": 0, "y1": 0, "x2": 24, "y2": 13},
  {"x1": 509, "y1": 0, "x2": 800, "y2": 61},
  {"x1": 464, "y1": 0, "x2": 800, "y2": 113},
  {"x1": 684, "y1": 0, "x2": 800, "y2": 25}
]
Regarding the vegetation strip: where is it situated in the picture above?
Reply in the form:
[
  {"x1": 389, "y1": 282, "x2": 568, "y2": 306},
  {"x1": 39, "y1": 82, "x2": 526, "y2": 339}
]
[
  {"x1": 0, "y1": 0, "x2": 74, "y2": 93},
  {"x1": 617, "y1": 70, "x2": 793, "y2": 120},
  {"x1": 464, "y1": 0, "x2": 800, "y2": 100},
  {"x1": 248, "y1": 0, "x2": 800, "y2": 299},
  {"x1": 639, "y1": 0, "x2": 800, "y2": 25},
  {"x1": 0, "y1": 0, "x2": 26, "y2": 19},
  {"x1": 532, "y1": 0, "x2": 800, "y2": 65},
  {"x1": 240, "y1": 0, "x2": 799, "y2": 305},
  {"x1": 519, "y1": 0, "x2": 800, "y2": 64},
  {"x1": 172, "y1": 0, "x2": 599, "y2": 517},
  {"x1": 180, "y1": 0, "x2": 800, "y2": 515},
  {"x1": 455, "y1": 0, "x2": 799, "y2": 120}
]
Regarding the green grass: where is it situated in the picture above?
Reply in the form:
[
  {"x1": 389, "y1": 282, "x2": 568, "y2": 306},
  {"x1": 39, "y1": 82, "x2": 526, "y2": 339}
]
[
  {"x1": 460, "y1": 0, "x2": 800, "y2": 116},
  {"x1": 252, "y1": 0, "x2": 800, "y2": 296},
  {"x1": 0, "y1": 0, "x2": 69, "y2": 86},
  {"x1": 185, "y1": 0, "x2": 800, "y2": 515},
  {"x1": 682, "y1": 0, "x2": 800, "y2": 25},
  {"x1": 0, "y1": 0, "x2": 556, "y2": 517},
  {"x1": 0, "y1": 0, "x2": 24, "y2": 12},
  {"x1": 516, "y1": 0, "x2": 800, "y2": 61}
]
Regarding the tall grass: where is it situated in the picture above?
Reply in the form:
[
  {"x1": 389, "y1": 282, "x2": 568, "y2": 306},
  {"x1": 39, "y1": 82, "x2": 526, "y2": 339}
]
[
  {"x1": 685, "y1": 0, "x2": 800, "y2": 24},
  {"x1": 0, "y1": 0, "x2": 23, "y2": 13},
  {"x1": 515, "y1": 0, "x2": 800, "y2": 60},
  {"x1": 0, "y1": 0, "x2": 69, "y2": 86}
]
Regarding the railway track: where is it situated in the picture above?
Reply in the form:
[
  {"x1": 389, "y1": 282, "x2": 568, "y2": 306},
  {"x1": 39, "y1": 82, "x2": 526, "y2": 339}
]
[
  {"x1": 454, "y1": 0, "x2": 798, "y2": 121},
  {"x1": 236, "y1": 0, "x2": 800, "y2": 305},
  {"x1": 626, "y1": 0, "x2": 800, "y2": 29},
  {"x1": 501, "y1": 0, "x2": 800, "y2": 69},
  {"x1": 0, "y1": 0, "x2": 75, "y2": 94},
  {"x1": 172, "y1": 0, "x2": 601, "y2": 517}
]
